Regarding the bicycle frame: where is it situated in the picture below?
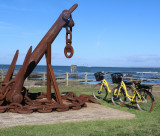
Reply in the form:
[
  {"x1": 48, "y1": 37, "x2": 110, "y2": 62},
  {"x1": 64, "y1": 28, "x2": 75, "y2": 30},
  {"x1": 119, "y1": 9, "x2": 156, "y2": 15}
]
[
  {"x1": 98, "y1": 79, "x2": 112, "y2": 94},
  {"x1": 117, "y1": 81, "x2": 146, "y2": 104},
  {"x1": 113, "y1": 81, "x2": 126, "y2": 99}
]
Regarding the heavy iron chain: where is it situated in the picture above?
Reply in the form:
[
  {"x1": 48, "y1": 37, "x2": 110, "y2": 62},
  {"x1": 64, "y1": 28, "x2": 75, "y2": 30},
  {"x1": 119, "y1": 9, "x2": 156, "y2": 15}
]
[
  {"x1": 0, "y1": 89, "x2": 100, "y2": 114},
  {"x1": 64, "y1": 26, "x2": 74, "y2": 58}
]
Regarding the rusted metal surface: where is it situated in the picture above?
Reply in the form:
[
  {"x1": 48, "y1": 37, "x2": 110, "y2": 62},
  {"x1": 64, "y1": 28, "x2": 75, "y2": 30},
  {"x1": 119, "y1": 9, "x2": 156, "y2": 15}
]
[
  {"x1": 6, "y1": 46, "x2": 32, "y2": 104},
  {"x1": 3, "y1": 50, "x2": 19, "y2": 83},
  {"x1": 64, "y1": 26, "x2": 74, "y2": 58},
  {"x1": 0, "y1": 91, "x2": 100, "y2": 113},
  {"x1": 46, "y1": 43, "x2": 52, "y2": 100},
  {"x1": 48, "y1": 64, "x2": 63, "y2": 104},
  {"x1": 0, "y1": 3, "x2": 100, "y2": 114},
  {"x1": 25, "y1": 4, "x2": 78, "y2": 78}
]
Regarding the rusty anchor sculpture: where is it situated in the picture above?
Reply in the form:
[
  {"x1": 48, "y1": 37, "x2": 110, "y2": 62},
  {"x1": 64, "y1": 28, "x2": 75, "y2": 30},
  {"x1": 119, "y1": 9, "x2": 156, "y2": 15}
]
[{"x1": 0, "y1": 4, "x2": 99, "y2": 113}]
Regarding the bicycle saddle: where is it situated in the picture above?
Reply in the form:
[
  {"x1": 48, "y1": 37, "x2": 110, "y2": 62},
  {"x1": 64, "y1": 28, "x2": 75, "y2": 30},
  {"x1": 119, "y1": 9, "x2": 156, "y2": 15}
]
[
  {"x1": 124, "y1": 81, "x2": 133, "y2": 85},
  {"x1": 133, "y1": 81, "x2": 141, "y2": 84}
]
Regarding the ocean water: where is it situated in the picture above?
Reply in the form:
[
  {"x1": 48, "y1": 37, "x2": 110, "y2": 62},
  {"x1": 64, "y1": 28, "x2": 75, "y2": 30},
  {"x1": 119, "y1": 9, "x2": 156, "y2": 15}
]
[{"x1": 0, "y1": 65, "x2": 160, "y2": 85}]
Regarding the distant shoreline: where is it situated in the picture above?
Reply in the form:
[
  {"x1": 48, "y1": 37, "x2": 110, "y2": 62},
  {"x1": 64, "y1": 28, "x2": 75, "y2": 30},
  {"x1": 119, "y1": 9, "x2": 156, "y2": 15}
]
[{"x1": 0, "y1": 65, "x2": 160, "y2": 85}]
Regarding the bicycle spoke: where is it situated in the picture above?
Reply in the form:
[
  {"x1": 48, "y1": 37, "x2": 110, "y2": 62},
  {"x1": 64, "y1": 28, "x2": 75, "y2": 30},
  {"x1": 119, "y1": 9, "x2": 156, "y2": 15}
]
[
  {"x1": 92, "y1": 84, "x2": 108, "y2": 100},
  {"x1": 125, "y1": 86, "x2": 133, "y2": 104},
  {"x1": 136, "y1": 90, "x2": 154, "y2": 112}
]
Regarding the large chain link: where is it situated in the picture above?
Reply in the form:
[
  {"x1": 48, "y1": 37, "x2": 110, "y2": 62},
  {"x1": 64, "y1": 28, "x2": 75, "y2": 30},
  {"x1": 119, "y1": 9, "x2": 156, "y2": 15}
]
[
  {"x1": 64, "y1": 26, "x2": 74, "y2": 58},
  {"x1": 0, "y1": 91, "x2": 100, "y2": 114}
]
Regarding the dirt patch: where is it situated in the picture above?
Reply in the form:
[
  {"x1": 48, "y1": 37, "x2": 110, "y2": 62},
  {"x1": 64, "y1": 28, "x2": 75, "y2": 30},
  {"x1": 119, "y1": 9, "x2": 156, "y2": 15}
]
[{"x1": 0, "y1": 103, "x2": 135, "y2": 128}]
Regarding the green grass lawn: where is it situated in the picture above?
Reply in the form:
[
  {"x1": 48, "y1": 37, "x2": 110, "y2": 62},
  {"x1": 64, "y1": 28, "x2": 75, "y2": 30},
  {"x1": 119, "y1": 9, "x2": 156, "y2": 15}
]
[{"x1": 0, "y1": 84, "x2": 160, "y2": 136}]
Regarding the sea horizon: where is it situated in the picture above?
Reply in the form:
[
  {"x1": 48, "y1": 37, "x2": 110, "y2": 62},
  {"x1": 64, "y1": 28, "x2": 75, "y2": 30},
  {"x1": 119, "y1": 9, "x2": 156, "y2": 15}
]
[{"x1": 0, "y1": 64, "x2": 160, "y2": 69}]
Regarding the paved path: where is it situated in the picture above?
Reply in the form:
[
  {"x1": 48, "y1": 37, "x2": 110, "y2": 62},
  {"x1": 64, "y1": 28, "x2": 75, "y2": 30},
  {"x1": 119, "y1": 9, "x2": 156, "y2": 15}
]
[{"x1": 0, "y1": 103, "x2": 135, "y2": 128}]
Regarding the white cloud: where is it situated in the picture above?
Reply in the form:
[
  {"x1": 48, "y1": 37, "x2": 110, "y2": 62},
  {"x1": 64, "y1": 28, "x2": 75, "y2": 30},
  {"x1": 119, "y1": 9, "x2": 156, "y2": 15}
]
[
  {"x1": 96, "y1": 54, "x2": 160, "y2": 67},
  {"x1": 125, "y1": 55, "x2": 160, "y2": 62},
  {"x1": 1, "y1": 53, "x2": 160, "y2": 67},
  {"x1": 0, "y1": 4, "x2": 32, "y2": 11},
  {"x1": 0, "y1": 21, "x2": 14, "y2": 29}
]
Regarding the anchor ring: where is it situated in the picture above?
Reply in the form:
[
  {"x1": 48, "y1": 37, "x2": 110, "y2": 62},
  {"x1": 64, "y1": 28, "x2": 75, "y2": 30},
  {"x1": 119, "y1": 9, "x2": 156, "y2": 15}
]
[{"x1": 64, "y1": 45, "x2": 74, "y2": 58}]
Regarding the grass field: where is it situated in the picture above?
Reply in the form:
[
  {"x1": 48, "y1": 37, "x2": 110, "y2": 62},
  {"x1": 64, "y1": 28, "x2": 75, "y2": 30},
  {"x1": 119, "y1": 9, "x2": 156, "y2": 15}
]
[{"x1": 0, "y1": 84, "x2": 160, "y2": 136}]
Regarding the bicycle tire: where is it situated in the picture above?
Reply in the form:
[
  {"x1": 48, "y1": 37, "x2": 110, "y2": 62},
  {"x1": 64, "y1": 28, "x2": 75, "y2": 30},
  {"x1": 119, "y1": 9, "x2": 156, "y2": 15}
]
[
  {"x1": 136, "y1": 89, "x2": 154, "y2": 112},
  {"x1": 92, "y1": 84, "x2": 108, "y2": 100},
  {"x1": 111, "y1": 86, "x2": 126, "y2": 106}
]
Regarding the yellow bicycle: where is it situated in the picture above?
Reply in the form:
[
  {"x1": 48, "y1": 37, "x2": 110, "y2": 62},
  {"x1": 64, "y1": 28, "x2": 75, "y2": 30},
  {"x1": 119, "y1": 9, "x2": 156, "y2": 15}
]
[
  {"x1": 111, "y1": 73, "x2": 154, "y2": 112},
  {"x1": 92, "y1": 72, "x2": 132, "y2": 101},
  {"x1": 92, "y1": 72, "x2": 112, "y2": 100}
]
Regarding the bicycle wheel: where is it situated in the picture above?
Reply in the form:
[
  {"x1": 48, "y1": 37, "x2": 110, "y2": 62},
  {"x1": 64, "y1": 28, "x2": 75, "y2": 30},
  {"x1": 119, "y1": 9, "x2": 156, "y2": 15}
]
[
  {"x1": 136, "y1": 89, "x2": 154, "y2": 112},
  {"x1": 92, "y1": 84, "x2": 108, "y2": 100},
  {"x1": 125, "y1": 86, "x2": 134, "y2": 104},
  {"x1": 111, "y1": 86, "x2": 126, "y2": 106}
]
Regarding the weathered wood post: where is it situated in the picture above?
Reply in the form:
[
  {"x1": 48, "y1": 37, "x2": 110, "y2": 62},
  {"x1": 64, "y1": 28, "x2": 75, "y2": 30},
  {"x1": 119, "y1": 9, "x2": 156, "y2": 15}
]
[
  {"x1": 1, "y1": 70, "x2": 4, "y2": 81},
  {"x1": 42, "y1": 72, "x2": 46, "y2": 86},
  {"x1": 66, "y1": 72, "x2": 69, "y2": 86},
  {"x1": 43, "y1": 72, "x2": 46, "y2": 81},
  {"x1": 85, "y1": 72, "x2": 88, "y2": 85},
  {"x1": 25, "y1": 77, "x2": 28, "y2": 81}
]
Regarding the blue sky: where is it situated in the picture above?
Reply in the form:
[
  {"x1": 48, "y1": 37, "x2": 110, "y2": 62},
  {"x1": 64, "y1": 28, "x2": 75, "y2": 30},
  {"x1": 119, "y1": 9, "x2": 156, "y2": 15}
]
[{"x1": 0, "y1": 0, "x2": 160, "y2": 67}]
